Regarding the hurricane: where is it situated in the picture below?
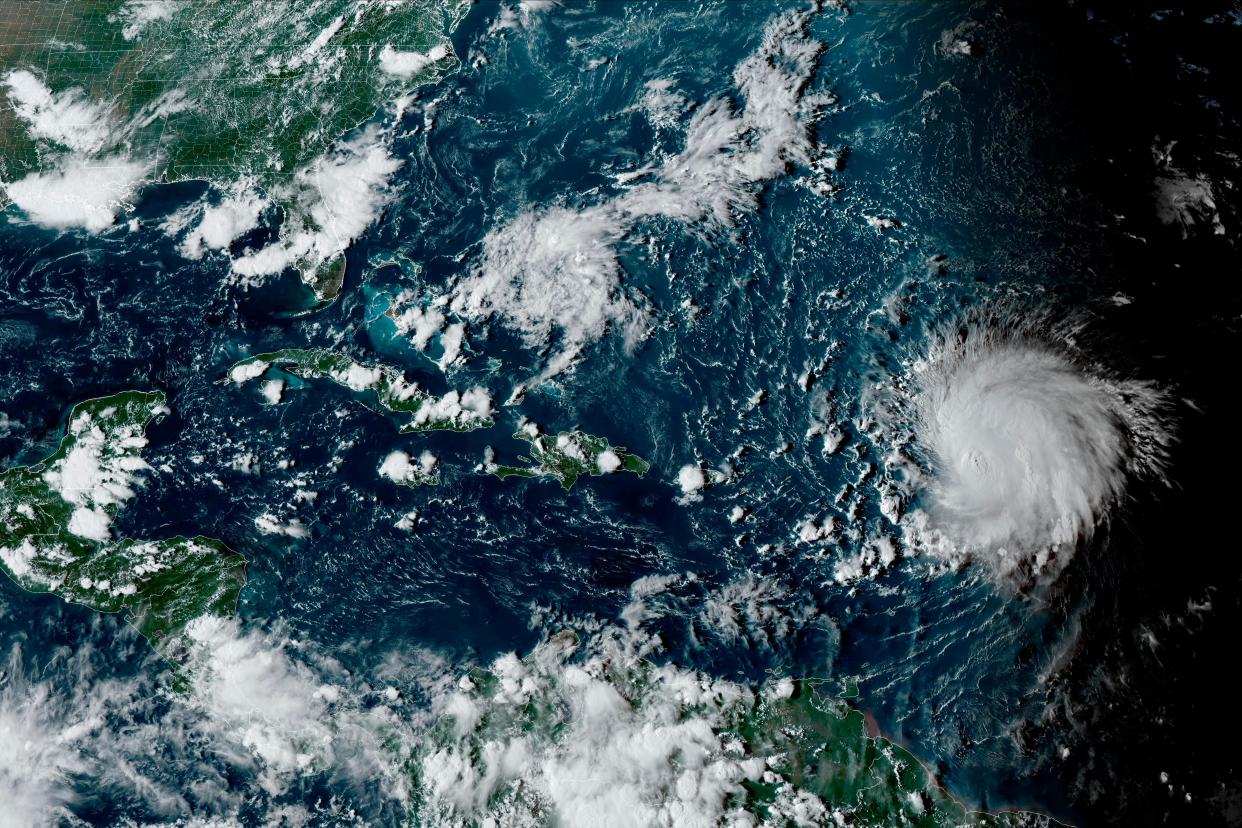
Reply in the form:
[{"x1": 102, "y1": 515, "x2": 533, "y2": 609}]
[
  {"x1": 885, "y1": 311, "x2": 1173, "y2": 580},
  {"x1": 1, "y1": 1, "x2": 1235, "y2": 824}
]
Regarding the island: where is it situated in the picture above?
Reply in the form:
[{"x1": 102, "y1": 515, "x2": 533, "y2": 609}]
[
  {"x1": 379, "y1": 449, "x2": 440, "y2": 488},
  {"x1": 488, "y1": 421, "x2": 651, "y2": 490},
  {"x1": 0, "y1": 390, "x2": 246, "y2": 650},
  {"x1": 223, "y1": 349, "x2": 494, "y2": 434}
]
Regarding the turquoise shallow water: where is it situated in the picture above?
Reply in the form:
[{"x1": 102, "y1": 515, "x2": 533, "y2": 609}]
[{"x1": 2, "y1": 1, "x2": 1240, "y2": 825}]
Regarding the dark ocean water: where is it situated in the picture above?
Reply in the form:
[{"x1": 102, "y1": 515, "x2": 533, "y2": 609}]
[{"x1": 2, "y1": 1, "x2": 1240, "y2": 826}]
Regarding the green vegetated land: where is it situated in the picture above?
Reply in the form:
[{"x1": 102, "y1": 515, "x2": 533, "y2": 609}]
[
  {"x1": 739, "y1": 681, "x2": 1066, "y2": 827},
  {"x1": 223, "y1": 348, "x2": 495, "y2": 433},
  {"x1": 0, "y1": 0, "x2": 462, "y2": 180},
  {"x1": 492, "y1": 427, "x2": 651, "y2": 490},
  {"x1": 410, "y1": 636, "x2": 1070, "y2": 827},
  {"x1": 0, "y1": 390, "x2": 245, "y2": 650},
  {"x1": 0, "y1": 0, "x2": 465, "y2": 296}
]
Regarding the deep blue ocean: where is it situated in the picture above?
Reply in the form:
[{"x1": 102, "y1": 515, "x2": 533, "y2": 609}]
[{"x1": 3, "y1": 2, "x2": 1241, "y2": 826}]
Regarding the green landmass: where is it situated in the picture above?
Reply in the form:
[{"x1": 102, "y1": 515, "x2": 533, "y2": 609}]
[
  {"x1": 379, "y1": 449, "x2": 440, "y2": 488},
  {"x1": 491, "y1": 425, "x2": 651, "y2": 490},
  {"x1": 0, "y1": 0, "x2": 466, "y2": 297},
  {"x1": 222, "y1": 348, "x2": 494, "y2": 433},
  {"x1": 409, "y1": 634, "x2": 1069, "y2": 827},
  {"x1": 738, "y1": 681, "x2": 1062, "y2": 827},
  {"x1": 0, "y1": 0, "x2": 461, "y2": 182},
  {"x1": 0, "y1": 390, "x2": 246, "y2": 649}
]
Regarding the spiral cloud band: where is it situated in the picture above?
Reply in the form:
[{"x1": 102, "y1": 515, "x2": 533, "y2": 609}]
[{"x1": 882, "y1": 314, "x2": 1172, "y2": 579}]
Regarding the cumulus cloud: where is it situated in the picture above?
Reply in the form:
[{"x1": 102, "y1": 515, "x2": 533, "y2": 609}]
[
  {"x1": 412, "y1": 630, "x2": 826, "y2": 827},
  {"x1": 494, "y1": 0, "x2": 562, "y2": 31},
  {"x1": 452, "y1": 205, "x2": 645, "y2": 378},
  {"x1": 179, "y1": 187, "x2": 269, "y2": 260},
  {"x1": 385, "y1": 294, "x2": 471, "y2": 372},
  {"x1": 0, "y1": 640, "x2": 245, "y2": 824},
  {"x1": 0, "y1": 580, "x2": 837, "y2": 826},
  {"x1": 378, "y1": 449, "x2": 439, "y2": 486},
  {"x1": 41, "y1": 405, "x2": 153, "y2": 542},
  {"x1": 3, "y1": 70, "x2": 114, "y2": 154},
  {"x1": 4, "y1": 157, "x2": 149, "y2": 233},
  {"x1": 0, "y1": 654, "x2": 87, "y2": 824},
  {"x1": 0, "y1": 619, "x2": 425, "y2": 824},
  {"x1": 390, "y1": 301, "x2": 447, "y2": 351},
  {"x1": 1, "y1": 69, "x2": 153, "y2": 233},
  {"x1": 379, "y1": 43, "x2": 450, "y2": 78},
  {"x1": 409, "y1": 386, "x2": 493, "y2": 429},
  {"x1": 635, "y1": 78, "x2": 689, "y2": 129},
  {"x1": 1154, "y1": 170, "x2": 1225, "y2": 237},
  {"x1": 677, "y1": 464, "x2": 708, "y2": 494},
  {"x1": 698, "y1": 574, "x2": 792, "y2": 647},
  {"x1": 452, "y1": 7, "x2": 829, "y2": 379},
  {"x1": 260, "y1": 378, "x2": 285, "y2": 405},
  {"x1": 253, "y1": 513, "x2": 309, "y2": 539},
  {"x1": 183, "y1": 616, "x2": 338, "y2": 786},
  {"x1": 182, "y1": 616, "x2": 408, "y2": 799},
  {"x1": 231, "y1": 126, "x2": 402, "y2": 293},
  {"x1": 112, "y1": 0, "x2": 181, "y2": 40}
]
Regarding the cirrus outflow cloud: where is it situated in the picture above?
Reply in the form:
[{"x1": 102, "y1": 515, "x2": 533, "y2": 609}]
[{"x1": 880, "y1": 312, "x2": 1174, "y2": 580}]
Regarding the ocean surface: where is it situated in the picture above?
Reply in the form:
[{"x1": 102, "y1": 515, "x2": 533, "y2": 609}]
[{"x1": 2, "y1": 1, "x2": 1240, "y2": 825}]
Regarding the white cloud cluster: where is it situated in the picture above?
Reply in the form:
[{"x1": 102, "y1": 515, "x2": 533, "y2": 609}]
[
  {"x1": 4, "y1": 70, "x2": 114, "y2": 154},
  {"x1": 379, "y1": 43, "x2": 450, "y2": 78},
  {"x1": 378, "y1": 449, "x2": 439, "y2": 485},
  {"x1": 182, "y1": 616, "x2": 407, "y2": 798},
  {"x1": 832, "y1": 534, "x2": 899, "y2": 585},
  {"x1": 414, "y1": 632, "x2": 827, "y2": 827},
  {"x1": 183, "y1": 616, "x2": 338, "y2": 785},
  {"x1": 1154, "y1": 170, "x2": 1225, "y2": 237},
  {"x1": 0, "y1": 577, "x2": 849, "y2": 826},
  {"x1": 228, "y1": 359, "x2": 269, "y2": 384},
  {"x1": 2, "y1": 70, "x2": 150, "y2": 232},
  {"x1": 387, "y1": 295, "x2": 470, "y2": 371},
  {"x1": 391, "y1": 301, "x2": 447, "y2": 351},
  {"x1": 635, "y1": 78, "x2": 689, "y2": 129},
  {"x1": 285, "y1": 15, "x2": 346, "y2": 73},
  {"x1": 0, "y1": 660, "x2": 87, "y2": 825},
  {"x1": 675, "y1": 463, "x2": 729, "y2": 503},
  {"x1": 596, "y1": 449, "x2": 622, "y2": 473},
  {"x1": 0, "y1": 641, "x2": 243, "y2": 825},
  {"x1": 698, "y1": 574, "x2": 792, "y2": 646},
  {"x1": 411, "y1": 386, "x2": 493, "y2": 429},
  {"x1": 260, "y1": 378, "x2": 285, "y2": 405},
  {"x1": 3, "y1": 155, "x2": 148, "y2": 234},
  {"x1": 331, "y1": 361, "x2": 384, "y2": 391},
  {"x1": 677, "y1": 464, "x2": 708, "y2": 494},
  {"x1": 876, "y1": 312, "x2": 1174, "y2": 580},
  {"x1": 178, "y1": 187, "x2": 269, "y2": 260},
  {"x1": 493, "y1": 0, "x2": 562, "y2": 31},
  {"x1": 452, "y1": 205, "x2": 641, "y2": 379},
  {"x1": 231, "y1": 127, "x2": 402, "y2": 291},
  {"x1": 112, "y1": 0, "x2": 181, "y2": 41},
  {"x1": 0, "y1": 618, "x2": 427, "y2": 824},
  {"x1": 42, "y1": 407, "x2": 153, "y2": 542},
  {"x1": 612, "y1": 7, "x2": 825, "y2": 227},
  {"x1": 452, "y1": 7, "x2": 828, "y2": 379},
  {"x1": 254, "y1": 513, "x2": 309, "y2": 539}
]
